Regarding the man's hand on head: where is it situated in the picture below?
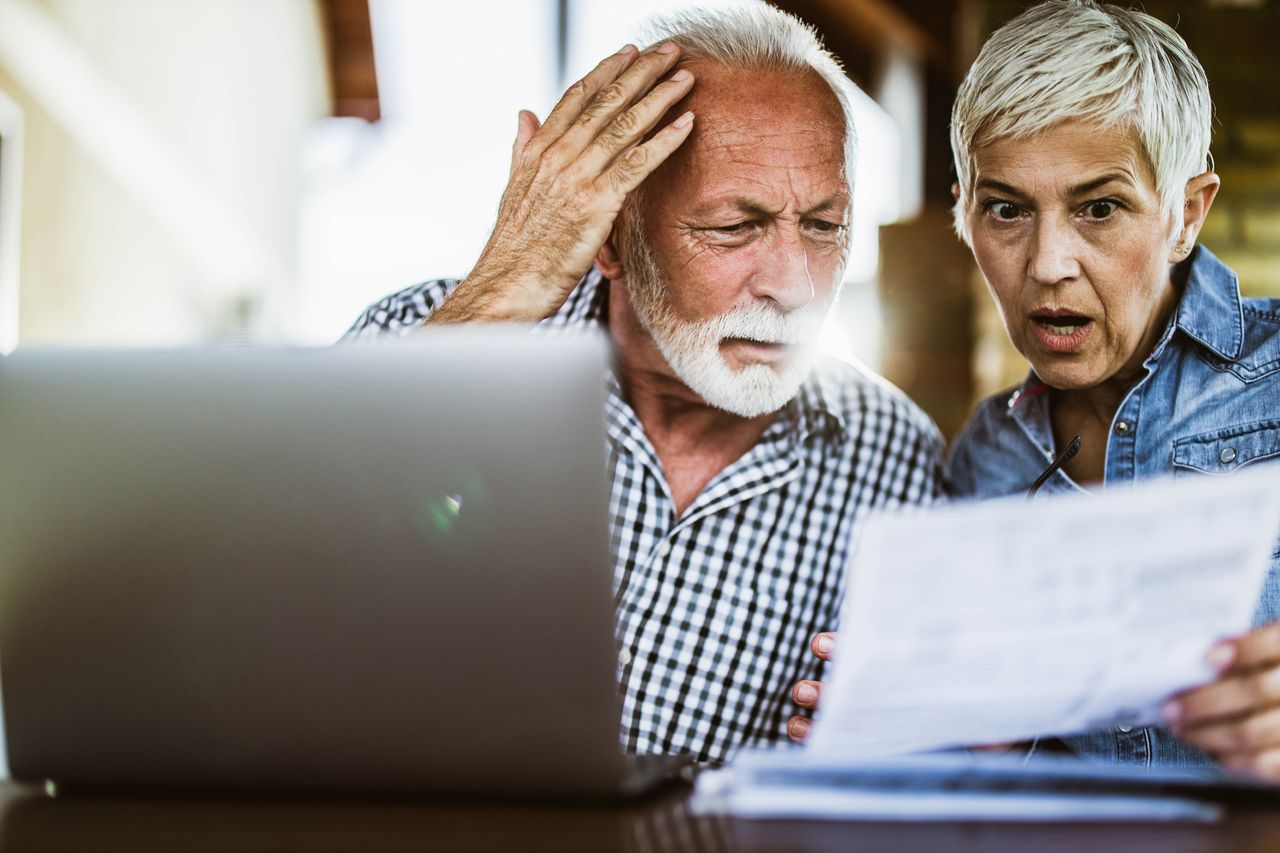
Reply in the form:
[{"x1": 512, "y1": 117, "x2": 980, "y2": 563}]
[
  {"x1": 428, "y1": 42, "x2": 696, "y2": 326},
  {"x1": 788, "y1": 631, "x2": 835, "y2": 742}
]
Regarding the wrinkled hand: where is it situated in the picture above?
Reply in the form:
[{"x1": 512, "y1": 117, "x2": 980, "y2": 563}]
[
  {"x1": 788, "y1": 632, "x2": 835, "y2": 742},
  {"x1": 1166, "y1": 623, "x2": 1280, "y2": 779},
  {"x1": 429, "y1": 42, "x2": 696, "y2": 326}
]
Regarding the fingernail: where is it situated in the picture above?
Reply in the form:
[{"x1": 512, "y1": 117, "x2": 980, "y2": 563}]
[
  {"x1": 1208, "y1": 642, "x2": 1236, "y2": 672},
  {"x1": 1163, "y1": 700, "x2": 1182, "y2": 728},
  {"x1": 815, "y1": 635, "x2": 833, "y2": 656},
  {"x1": 672, "y1": 110, "x2": 694, "y2": 129},
  {"x1": 616, "y1": 43, "x2": 636, "y2": 56},
  {"x1": 671, "y1": 68, "x2": 691, "y2": 83},
  {"x1": 796, "y1": 683, "x2": 817, "y2": 703},
  {"x1": 657, "y1": 41, "x2": 679, "y2": 54},
  {"x1": 789, "y1": 717, "x2": 811, "y2": 739}
]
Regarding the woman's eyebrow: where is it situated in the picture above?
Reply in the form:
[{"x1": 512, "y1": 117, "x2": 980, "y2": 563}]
[
  {"x1": 974, "y1": 173, "x2": 1136, "y2": 199},
  {"x1": 1067, "y1": 172, "x2": 1136, "y2": 197},
  {"x1": 974, "y1": 178, "x2": 1027, "y2": 198}
]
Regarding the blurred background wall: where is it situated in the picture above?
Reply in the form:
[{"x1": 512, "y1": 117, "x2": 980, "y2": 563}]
[
  {"x1": 0, "y1": 0, "x2": 329, "y2": 346},
  {"x1": 0, "y1": 0, "x2": 1275, "y2": 442}
]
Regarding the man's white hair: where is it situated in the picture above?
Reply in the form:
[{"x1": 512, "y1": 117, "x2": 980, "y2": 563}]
[
  {"x1": 950, "y1": 0, "x2": 1213, "y2": 244},
  {"x1": 639, "y1": 4, "x2": 858, "y2": 197}
]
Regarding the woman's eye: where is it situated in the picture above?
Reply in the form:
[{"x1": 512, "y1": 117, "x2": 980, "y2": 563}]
[
  {"x1": 984, "y1": 201, "x2": 1022, "y2": 221},
  {"x1": 1084, "y1": 200, "x2": 1118, "y2": 220}
]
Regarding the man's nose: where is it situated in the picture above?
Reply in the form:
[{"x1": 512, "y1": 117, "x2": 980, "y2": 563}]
[
  {"x1": 1026, "y1": 215, "x2": 1082, "y2": 286},
  {"x1": 750, "y1": 231, "x2": 817, "y2": 313}
]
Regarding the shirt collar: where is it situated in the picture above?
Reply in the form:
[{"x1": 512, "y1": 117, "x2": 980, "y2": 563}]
[
  {"x1": 1173, "y1": 244, "x2": 1244, "y2": 362},
  {"x1": 799, "y1": 364, "x2": 850, "y2": 442}
]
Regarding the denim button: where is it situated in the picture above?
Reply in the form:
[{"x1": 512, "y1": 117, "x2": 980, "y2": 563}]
[
  {"x1": 1115, "y1": 421, "x2": 1131, "y2": 435},
  {"x1": 1118, "y1": 725, "x2": 1133, "y2": 733},
  {"x1": 1220, "y1": 447, "x2": 1237, "y2": 464}
]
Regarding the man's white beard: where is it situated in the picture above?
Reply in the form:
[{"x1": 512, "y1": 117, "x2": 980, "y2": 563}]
[{"x1": 621, "y1": 222, "x2": 828, "y2": 418}]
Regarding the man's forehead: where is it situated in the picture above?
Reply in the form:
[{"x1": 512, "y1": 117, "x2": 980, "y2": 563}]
[
  {"x1": 655, "y1": 63, "x2": 848, "y2": 201},
  {"x1": 680, "y1": 62, "x2": 844, "y2": 140}
]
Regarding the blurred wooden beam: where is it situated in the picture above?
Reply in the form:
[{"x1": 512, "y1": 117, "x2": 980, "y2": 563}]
[
  {"x1": 319, "y1": 0, "x2": 380, "y2": 122},
  {"x1": 786, "y1": 0, "x2": 946, "y2": 66}
]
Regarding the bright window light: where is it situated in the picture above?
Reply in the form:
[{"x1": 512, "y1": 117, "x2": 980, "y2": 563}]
[{"x1": 295, "y1": 0, "x2": 905, "y2": 371}]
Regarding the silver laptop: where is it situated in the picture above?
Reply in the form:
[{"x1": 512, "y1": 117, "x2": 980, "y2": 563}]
[{"x1": 0, "y1": 332, "x2": 683, "y2": 796}]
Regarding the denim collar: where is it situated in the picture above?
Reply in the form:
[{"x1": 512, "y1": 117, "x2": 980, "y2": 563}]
[{"x1": 1173, "y1": 244, "x2": 1244, "y2": 362}]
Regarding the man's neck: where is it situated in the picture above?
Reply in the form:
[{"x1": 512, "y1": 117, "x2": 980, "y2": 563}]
[{"x1": 608, "y1": 285, "x2": 775, "y2": 519}]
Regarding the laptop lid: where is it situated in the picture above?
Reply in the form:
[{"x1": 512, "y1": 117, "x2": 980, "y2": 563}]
[{"x1": 0, "y1": 332, "x2": 630, "y2": 795}]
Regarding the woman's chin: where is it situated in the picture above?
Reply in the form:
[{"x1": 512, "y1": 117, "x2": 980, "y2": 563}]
[{"x1": 1026, "y1": 358, "x2": 1106, "y2": 392}]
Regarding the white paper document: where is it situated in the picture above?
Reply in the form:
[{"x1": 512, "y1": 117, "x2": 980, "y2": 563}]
[
  {"x1": 691, "y1": 751, "x2": 1237, "y2": 822},
  {"x1": 809, "y1": 465, "x2": 1280, "y2": 758}
]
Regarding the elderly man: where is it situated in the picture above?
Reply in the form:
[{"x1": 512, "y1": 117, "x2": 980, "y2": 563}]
[{"x1": 345, "y1": 6, "x2": 942, "y2": 762}]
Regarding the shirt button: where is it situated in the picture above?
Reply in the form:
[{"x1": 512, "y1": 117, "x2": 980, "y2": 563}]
[
  {"x1": 619, "y1": 648, "x2": 632, "y2": 666},
  {"x1": 1114, "y1": 421, "x2": 1131, "y2": 435},
  {"x1": 1220, "y1": 447, "x2": 1237, "y2": 464},
  {"x1": 1118, "y1": 725, "x2": 1133, "y2": 733},
  {"x1": 654, "y1": 540, "x2": 671, "y2": 559}
]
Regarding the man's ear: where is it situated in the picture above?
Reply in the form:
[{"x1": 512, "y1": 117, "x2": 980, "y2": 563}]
[
  {"x1": 596, "y1": 225, "x2": 626, "y2": 281},
  {"x1": 951, "y1": 181, "x2": 961, "y2": 203},
  {"x1": 1170, "y1": 171, "x2": 1222, "y2": 261}
]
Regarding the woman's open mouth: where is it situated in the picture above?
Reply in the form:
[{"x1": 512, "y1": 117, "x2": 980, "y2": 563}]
[{"x1": 1029, "y1": 314, "x2": 1094, "y2": 353}]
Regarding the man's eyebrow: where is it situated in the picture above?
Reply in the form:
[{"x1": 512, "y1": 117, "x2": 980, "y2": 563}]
[
  {"x1": 690, "y1": 195, "x2": 850, "y2": 218},
  {"x1": 804, "y1": 195, "x2": 851, "y2": 216}
]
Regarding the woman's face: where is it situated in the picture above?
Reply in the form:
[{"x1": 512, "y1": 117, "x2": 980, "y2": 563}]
[{"x1": 965, "y1": 120, "x2": 1181, "y2": 391}]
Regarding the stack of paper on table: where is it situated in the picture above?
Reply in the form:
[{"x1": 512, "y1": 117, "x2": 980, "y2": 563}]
[
  {"x1": 692, "y1": 750, "x2": 1280, "y2": 822},
  {"x1": 694, "y1": 465, "x2": 1280, "y2": 822}
]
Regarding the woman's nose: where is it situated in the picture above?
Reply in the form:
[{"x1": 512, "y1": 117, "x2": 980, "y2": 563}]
[{"x1": 1026, "y1": 216, "x2": 1082, "y2": 286}]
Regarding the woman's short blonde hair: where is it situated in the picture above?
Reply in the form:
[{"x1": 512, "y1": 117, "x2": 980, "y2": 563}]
[{"x1": 950, "y1": 0, "x2": 1212, "y2": 244}]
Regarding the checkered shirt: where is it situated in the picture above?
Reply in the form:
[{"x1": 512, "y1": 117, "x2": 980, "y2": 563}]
[{"x1": 344, "y1": 268, "x2": 946, "y2": 762}]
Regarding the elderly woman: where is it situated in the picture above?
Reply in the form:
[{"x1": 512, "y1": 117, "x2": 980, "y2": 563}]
[{"x1": 792, "y1": 0, "x2": 1280, "y2": 777}]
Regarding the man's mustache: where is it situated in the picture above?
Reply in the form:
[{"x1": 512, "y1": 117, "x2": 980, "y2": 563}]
[{"x1": 699, "y1": 304, "x2": 826, "y2": 346}]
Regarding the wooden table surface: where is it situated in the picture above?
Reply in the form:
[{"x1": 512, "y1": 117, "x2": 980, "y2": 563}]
[{"x1": 2, "y1": 781, "x2": 1280, "y2": 852}]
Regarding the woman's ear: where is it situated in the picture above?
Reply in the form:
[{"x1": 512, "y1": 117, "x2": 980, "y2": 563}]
[{"x1": 1169, "y1": 171, "x2": 1222, "y2": 262}]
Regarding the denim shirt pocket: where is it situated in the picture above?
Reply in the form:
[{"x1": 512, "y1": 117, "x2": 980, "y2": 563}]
[{"x1": 1173, "y1": 420, "x2": 1280, "y2": 559}]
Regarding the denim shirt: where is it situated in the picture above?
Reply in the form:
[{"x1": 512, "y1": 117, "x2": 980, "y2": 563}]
[{"x1": 948, "y1": 245, "x2": 1280, "y2": 768}]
